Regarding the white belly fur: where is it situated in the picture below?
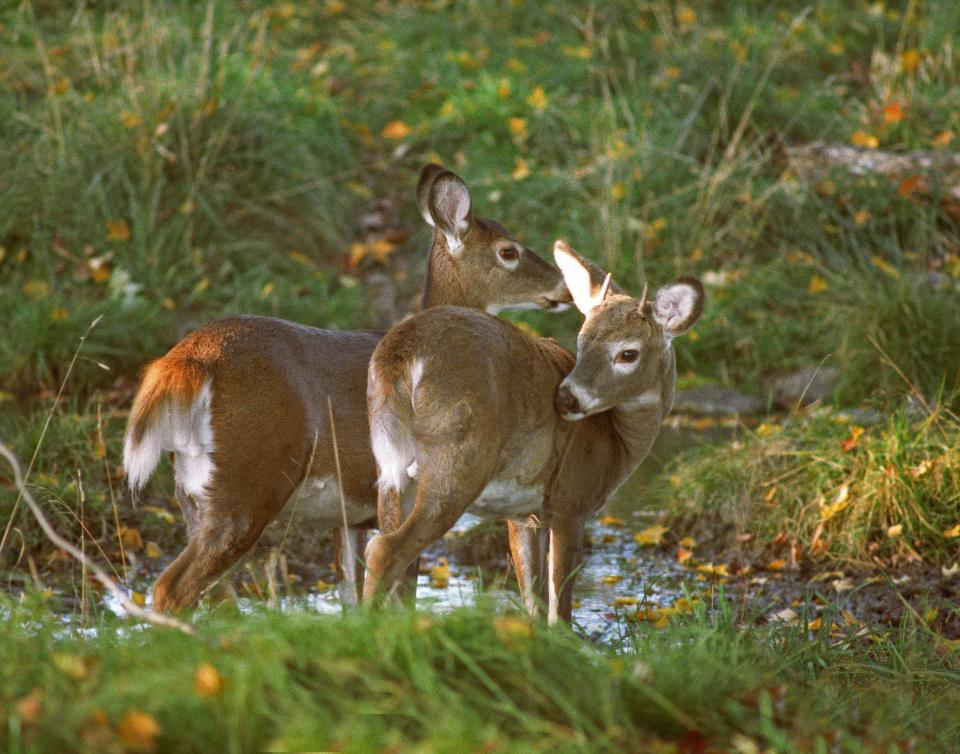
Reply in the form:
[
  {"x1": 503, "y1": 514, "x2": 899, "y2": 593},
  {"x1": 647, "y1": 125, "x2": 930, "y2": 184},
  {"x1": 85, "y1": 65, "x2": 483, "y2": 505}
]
[
  {"x1": 468, "y1": 478, "x2": 543, "y2": 519},
  {"x1": 281, "y1": 475, "x2": 372, "y2": 526}
]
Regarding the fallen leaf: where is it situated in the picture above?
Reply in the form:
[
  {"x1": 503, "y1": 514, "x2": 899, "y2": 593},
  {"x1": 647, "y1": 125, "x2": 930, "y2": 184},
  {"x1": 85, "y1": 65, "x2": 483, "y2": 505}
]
[
  {"x1": 900, "y1": 49, "x2": 921, "y2": 74},
  {"x1": 772, "y1": 607, "x2": 798, "y2": 624},
  {"x1": 52, "y1": 652, "x2": 93, "y2": 681},
  {"x1": 142, "y1": 505, "x2": 175, "y2": 524},
  {"x1": 105, "y1": 219, "x2": 130, "y2": 241},
  {"x1": 194, "y1": 662, "x2": 225, "y2": 697},
  {"x1": 807, "y1": 274, "x2": 828, "y2": 293},
  {"x1": 511, "y1": 157, "x2": 530, "y2": 181},
  {"x1": 493, "y1": 616, "x2": 532, "y2": 646},
  {"x1": 678, "y1": 536, "x2": 696, "y2": 548},
  {"x1": 16, "y1": 689, "x2": 44, "y2": 723},
  {"x1": 600, "y1": 574, "x2": 622, "y2": 586},
  {"x1": 932, "y1": 130, "x2": 955, "y2": 148},
  {"x1": 841, "y1": 426, "x2": 864, "y2": 452},
  {"x1": 676, "y1": 546, "x2": 694, "y2": 564},
  {"x1": 944, "y1": 524, "x2": 960, "y2": 538},
  {"x1": 807, "y1": 617, "x2": 822, "y2": 631},
  {"x1": 634, "y1": 525, "x2": 668, "y2": 546},
  {"x1": 599, "y1": 515, "x2": 626, "y2": 528},
  {"x1": 767, "y1": 559, "x2": 787, "y2": 571},
  {"x1": 870, "y1": 255, "x2": 901, "y2": 277},
  {"x1": 941, "y1": 563, "x2": 959, "y2": 578},
  {"x1": 612, "y1": 596, "x2": 639, "y2": 607},
  {"x1": 910, "y1": 460, "x2": 932, "y2": 479},
  {"x1": 882, "y1": 101, "x2": 904, "y2": 123},
  {"x1": 526, "y1": 86, "x2": 548, "y2": 111},
  {"x1": 896, "y1": 176, "x2": 921, "y2": 199},
  {"x1": 887, "y1": 524, "x2": 903, "y2": 538},
  {"x1": 381, "y1": 120, "x2": 411, "y2": 139},
  {"x1": 120, "y1": 526, "x2": 144, "y2": 551},
  {"x1": 117, "y1": 711, "x2": 160, "y2": 751},
  {"x1": 430, "y1": 557, "x2": 450, "y2": 588},
  {"x1": 144, "y1": 542, "x2": 163, "y2": 558},
  {"x1": 507, "y1": 117, "x2": 527, "y2": 138},
  {"x1": 851, "y1": 130, "x2": 879, "y2": 148}
]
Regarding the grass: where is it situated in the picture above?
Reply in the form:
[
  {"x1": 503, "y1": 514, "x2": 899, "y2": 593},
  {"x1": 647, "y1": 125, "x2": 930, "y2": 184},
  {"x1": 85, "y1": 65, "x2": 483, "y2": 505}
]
[
  {"x1": 2, "y1": 599, "x2": 958, "y2": 753},
  {"x1": 661, "y1": 406, "x2": 960, "y2": 566}
]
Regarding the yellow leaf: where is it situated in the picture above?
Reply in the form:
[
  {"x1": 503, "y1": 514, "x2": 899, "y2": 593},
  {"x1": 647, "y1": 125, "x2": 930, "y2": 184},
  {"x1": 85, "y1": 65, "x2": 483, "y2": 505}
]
[
  {"x1": 368, "y1": 239, "x2": 396, "y2": 264},
  {"x1": 194, "y1": 662, "x2": 225, "y2": 697},
  {"x1": 767, "y1": 559, "x2": 787, "y2": 571},
  {"x1": 695, "y1": 562, "x2": 729, "y2": 577},
  {"x1": 22, "y1": 279, "x2": 49, "y2": 300},
  {"x1": 851, "y1": 130, "x2": 879, "y2": 149},
  {"x1": 348, "y1": 242, "x2": 367, "y2": 266},
  {"x1": 144, "y1": 541, "x2": 163, "y2": 559},
  {"x1": 664, "y1": 65, "x2": 681, "y2": 79},
  {"x1": 943, "y1": 524, "x2": 960, "y2": 538},
  {"x1": 142, "y1": 505, "x2": 175, "y2": 524},
  {"x1": 807, "y1": 617, "x2": 822, "y2": 631},
  {"x1": 381, "y1": 120, "x2": 411, "y2": 139},
  {"x1": 612, "y1": 596, "x2": 638, "y2": 607},
  {"x1": 600, "y1": 574, "x2": 622, "y2": 585},
  {"x1": 820, "y1": 497, "x2": 849, "y2": 523},
  {"x1": 900, "y1": 49, "x2": 921, "y2": 74},
  {"x1": 870, "y1": 256, "x2": 900, "y2": 278},
  {"x1": 599, "y1": 515, "x2": 625, "y2": 528},
  {"x1": 430, "y1": 557, "x2": 450, "y2": 588},
  {"x1": 511, "y1": 157, "x2": 530, "y2": 181},
  {"x1": 507, "y1": 117, "x2": 527, "y2": 138},
  {"x1": 561, "y1": 45, "x2": 591, "y2": 59},
  {"x1": 496, "y1": 78, "x2": 511, "y2": 99},
  {"x1": 119, "y1": 110, "x2": 142, "y2": 128},
  {"x1": 117, "y1": 711, "x2": 160, "y2": 750},
  {"x1": 634, "y1": 525, "x2": 668, "y2": 546},
  {"x1": 315, "y1": 578, "x2": 334, "y2": 591},
  {"x1": 526, "y1": 86, "x2": 548, "y2": 111},
  {"x1": 924, "y1": 607, "x2": 939, "y2": 624},
  {"x1": 119, "y1": 526, "x2": 143, "y2": 551},
  {"x1": 676, "y1": 546, "x2": 693, "y2": 564},
  {"x1": 678, "y1": 536, "x2": 696, "y2": 548},
  {"x1": 677, "y1": 6, "x2": 697, "y2": 26},
  {"x1": 105, "y1": 219, "x2": 130, "y2": 241},
  {"x1": 807, "y1": 274, "x2": 828, "y2": 294},
  {"x1": 131, "y1": 591, "x2": 146, "y2": 607},
  {"x1": 887, "y1": 524, "x2": 903, "y2": 538},
  {"x1": 610, "y1": 182, "x2": 625, "y2": 201},
  {"x1": 853, "y1": 209, "x2": 871, "y2": 225}
]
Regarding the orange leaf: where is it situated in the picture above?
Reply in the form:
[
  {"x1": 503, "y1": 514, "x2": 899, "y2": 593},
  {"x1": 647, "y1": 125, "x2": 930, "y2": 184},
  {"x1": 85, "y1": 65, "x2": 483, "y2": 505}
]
[
  {"x1": 882, "y1": 101, "x2": 904, "y2": 123},
  {"x1": 841, "y1": 426, "x2": 864, "y2": 452},
  {"x1": 767, "y1": 559, "x2": 787, "y2": 571},
  {"x1": 194, "y1": 662, "x2": 225, "y2": 697},
  {"x1": 381, "y1": 120, "x2": 411, "y2": 139},
  {"x1": 943, "y1": 524, "x2": 960, "y2": 539},
  {"x1": 897, "y1": 175, "x2": 921, "y2": 197},
  {"x1": 932, "y1": 131, "x2": 955, "y2": 148},
  {"x1": 119, "y1": 526, "x2": 143, "y2": 551},
  {"x1": 105, "y1": 219, "x2": 130, "y2": 241},
  {"x1": 807, "y1": 274, "x2": 828, "y2": 294},
  {"x1": 677, "y1": 546, "x2": 693, "y2": 564},
  {"x1": 117, "y1": 711, "x2": 160, "y2": 751},
  {"x1": 599, "y1": 515, "x2": 626, "y2": 528}
]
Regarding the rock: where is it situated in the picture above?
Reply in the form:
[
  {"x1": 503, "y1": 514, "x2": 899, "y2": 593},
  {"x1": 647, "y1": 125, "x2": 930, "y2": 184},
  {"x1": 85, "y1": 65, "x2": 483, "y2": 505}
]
[
  {"x1": 836, "y1": 407, "x2": 884, "y2": 427},
  {"x1": 771, "y1": 366, "x2": 839, "y2": 408},
  {"x1": 672, "y1": 385, "x2": 764, "y2": 416}
]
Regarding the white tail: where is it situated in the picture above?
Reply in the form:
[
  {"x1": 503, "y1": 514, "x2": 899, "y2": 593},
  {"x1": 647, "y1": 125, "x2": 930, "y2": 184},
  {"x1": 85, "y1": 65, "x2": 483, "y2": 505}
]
[
  {"x1": 363, "y1": 240, "x2": 704, "y2": 622},
  {"x1": 122, "y1": 164, "x2": 570, "y2": 612}
]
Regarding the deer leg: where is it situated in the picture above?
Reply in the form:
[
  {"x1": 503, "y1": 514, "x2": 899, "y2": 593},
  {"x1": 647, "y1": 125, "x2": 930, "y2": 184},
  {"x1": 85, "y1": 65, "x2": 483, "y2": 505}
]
[
  {"x1": 375, "y1": 485, "x2": 419, "y2": 605},
  {"x1": 546, "y1": 516, "x2": 587, "y2": 625},
  {"x1": 508, "y1": 518, "x2": 547, "y2": 616},
  {"x1": 333, "y1": 526, "x2": 366, "y2": 609},
  {"x1": 364, "y1": 480, "x2": 484, "y2": 605}
]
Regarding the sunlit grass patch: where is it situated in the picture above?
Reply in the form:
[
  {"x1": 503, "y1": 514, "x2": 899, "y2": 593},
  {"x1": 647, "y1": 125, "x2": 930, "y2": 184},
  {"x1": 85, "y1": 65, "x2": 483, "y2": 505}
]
[{"x1": 662, "y1": 407, "x2": 960, "y2": 566}]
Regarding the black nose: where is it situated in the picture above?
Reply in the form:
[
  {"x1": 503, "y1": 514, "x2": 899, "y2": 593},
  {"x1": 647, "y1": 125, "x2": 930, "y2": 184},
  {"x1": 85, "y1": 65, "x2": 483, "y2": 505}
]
[{"x1": 555, "y1": 384, "x2": 580, "y2": 416}]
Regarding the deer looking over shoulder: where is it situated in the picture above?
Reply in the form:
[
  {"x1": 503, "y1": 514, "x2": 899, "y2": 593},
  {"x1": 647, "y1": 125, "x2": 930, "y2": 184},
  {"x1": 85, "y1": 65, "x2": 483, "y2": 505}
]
[
  {"x1": 122, "y1": 164, "x2": 570, "y2": 612},
  {"x1": 363, "y1": 240, "x2": 703, "y2": 622}
]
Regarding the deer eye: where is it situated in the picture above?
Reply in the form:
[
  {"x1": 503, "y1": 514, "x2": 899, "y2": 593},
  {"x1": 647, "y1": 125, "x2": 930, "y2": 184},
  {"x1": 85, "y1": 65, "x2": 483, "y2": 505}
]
[
  {"x1": 498, "y1": 246, "x2": 519, "y2": 263},
  {"x1": 616, "y1": 349, "x2": 640, "y2": 364}
]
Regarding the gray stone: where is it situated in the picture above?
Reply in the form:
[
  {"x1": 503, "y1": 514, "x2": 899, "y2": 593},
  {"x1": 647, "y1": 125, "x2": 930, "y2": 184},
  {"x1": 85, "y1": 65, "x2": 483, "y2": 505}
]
[
  {"x1": 771, "y1": 366, "x2": 840, "y2": 407},
  {"x1": 837, "y1": 407, "x2": 884, "y2": 426},
  {"x1": 673, "y1": 385, "x2": 764, "y2": 416}
]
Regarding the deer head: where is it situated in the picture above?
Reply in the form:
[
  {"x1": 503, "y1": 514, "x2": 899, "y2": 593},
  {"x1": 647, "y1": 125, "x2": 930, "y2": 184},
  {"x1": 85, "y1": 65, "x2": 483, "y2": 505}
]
[
  {"x1": 417, "y1": 163, "x2": 571, "y2": 312},
  {"x1": 553, "y1": 240, "x2": 704, "y2": 420}
]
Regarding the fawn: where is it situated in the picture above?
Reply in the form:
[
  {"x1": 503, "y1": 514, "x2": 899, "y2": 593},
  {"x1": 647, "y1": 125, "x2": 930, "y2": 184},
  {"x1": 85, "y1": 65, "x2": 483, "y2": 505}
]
[
  {"x1": 364, "y1": 240, "x2": 703, "y2": 622},
  {"x1": 123, "y1": 164, "x2": 570, "y2": 611}
]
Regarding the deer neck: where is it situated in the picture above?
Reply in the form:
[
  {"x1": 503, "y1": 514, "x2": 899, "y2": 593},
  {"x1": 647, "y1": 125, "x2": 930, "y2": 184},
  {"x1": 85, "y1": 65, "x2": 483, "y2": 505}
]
[{"x1": 420, "y1": 236, "x2": 480, "y2": 310}]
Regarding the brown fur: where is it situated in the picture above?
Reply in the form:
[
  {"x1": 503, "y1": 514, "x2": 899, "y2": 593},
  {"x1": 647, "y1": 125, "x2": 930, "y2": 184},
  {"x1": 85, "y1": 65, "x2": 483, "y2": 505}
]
[
  {"x1": 363, "y1": 242, "x2": 704, "y2": 622},
  {"x1": 123, "y1": 164, "x2": 570, "y2": 612}
]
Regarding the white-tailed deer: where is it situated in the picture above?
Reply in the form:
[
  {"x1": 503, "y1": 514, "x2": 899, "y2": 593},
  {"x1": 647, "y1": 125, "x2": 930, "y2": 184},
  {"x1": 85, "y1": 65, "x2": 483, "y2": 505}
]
[
  {"x1": 122, "y1": 164, "x2": 570, "y2": 612},
  {"x1": 363, "y1": 240, "x2": 703, "y2": 622}
]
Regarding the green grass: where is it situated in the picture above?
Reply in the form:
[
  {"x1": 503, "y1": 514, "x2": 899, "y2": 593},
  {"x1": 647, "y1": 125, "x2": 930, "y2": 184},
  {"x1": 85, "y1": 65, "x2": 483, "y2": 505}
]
[
  {"x1": 661, "y1": 406, "x2": 960, "y2": 565},
  {"x1": 1, "y1": 600, "x2": 958, "y2": 753}
]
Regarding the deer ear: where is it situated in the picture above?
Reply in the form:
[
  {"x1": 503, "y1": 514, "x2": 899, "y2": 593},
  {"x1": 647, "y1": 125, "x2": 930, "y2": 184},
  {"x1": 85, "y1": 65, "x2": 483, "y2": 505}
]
[
  {"x1": 553, "y1": 240, "x2": 619, "y2": 316},
  {"x1": 650, "y1": 276, "x2": 704, "y2": 339},
  {"x1": 416, "y1": 163, "x2": 446, "y2": 227},
  {"x1": 426, "y1": 170, "x2": 472, "y2": 256}
]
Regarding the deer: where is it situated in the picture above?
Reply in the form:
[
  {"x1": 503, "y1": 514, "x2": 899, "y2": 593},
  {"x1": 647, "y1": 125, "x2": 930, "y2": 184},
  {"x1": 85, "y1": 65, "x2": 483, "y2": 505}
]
[
  {"x1": 122, "y1": 163, "x2": 571, "y2": 612},
  {"x1": 363, "y1": 240, "x2": 704, "y2": 623}
]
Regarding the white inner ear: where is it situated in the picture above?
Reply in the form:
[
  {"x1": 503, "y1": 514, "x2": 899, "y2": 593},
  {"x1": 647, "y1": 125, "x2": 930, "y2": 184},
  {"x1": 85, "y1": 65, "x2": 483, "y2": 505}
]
[
  {"x1": 652, "y1": 283, "x2": 698, "y2": 336},
  {"x1": 433, "y1": 180, "x2": 471, "y2": 254},
  {"x1": 555, "y1": 244, "x2": 603, "y2": 315}
]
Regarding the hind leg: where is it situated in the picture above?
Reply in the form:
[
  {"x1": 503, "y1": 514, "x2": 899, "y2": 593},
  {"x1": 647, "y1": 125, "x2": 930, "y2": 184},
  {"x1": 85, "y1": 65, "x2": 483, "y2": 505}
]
[{"x1": 333, "y1": 526, "x2": 366, "y2": 609}]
